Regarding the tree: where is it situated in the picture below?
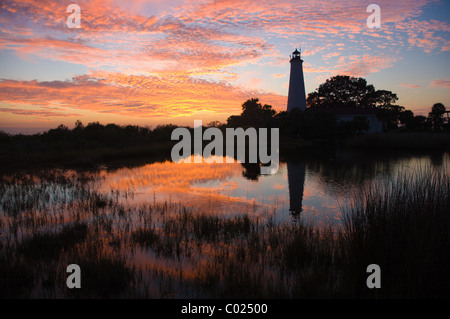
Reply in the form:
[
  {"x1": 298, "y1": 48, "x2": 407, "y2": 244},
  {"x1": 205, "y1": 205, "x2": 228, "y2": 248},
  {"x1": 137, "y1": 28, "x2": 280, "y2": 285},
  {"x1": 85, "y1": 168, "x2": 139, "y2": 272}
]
[
  {"x1": 399, "y1": 110, "x2": 414, "y2": 128},
  {"x1": 371, "y1": 89, "x2": 405, "y2": 132},
  {"x1": 227, "y1": 98, "x2": 276, "y2": 128},
  {"x1": 206, "y1": 121, "x2": 224, "y2": 128},
  {"x1": 0, "y1": 130, "x2": 10, "y2": 143},
  {"x1": 337, "y1": 116, "x2": 370, "y2": 136},
  {"x1": 428, "y1": 103, "x2": 446, "y2": 131},
  {"x1": 307, "y1": 75, "x2": 408, "y2": 132},
  {"x1": 276, "y1": 108, "x2": 337, "y2": 139},
  {"x1": 405, "y1": 115, "x2": 429, "y2": 132},
  {"x1": 74, "y1": 120, "x2": 84, "y2": 130},
  {"x1": 306, "y1": 75, "x2": 378, "y2": 109},
  {"x1": 306, "y1": 75, "x2": 401, "y2": 110},
  {"x1": 376, "y1": 104, "x2": 405, "y2": 132},
  {"x1": 373, "y1": 90, "x2": 398, "y2": 107}
]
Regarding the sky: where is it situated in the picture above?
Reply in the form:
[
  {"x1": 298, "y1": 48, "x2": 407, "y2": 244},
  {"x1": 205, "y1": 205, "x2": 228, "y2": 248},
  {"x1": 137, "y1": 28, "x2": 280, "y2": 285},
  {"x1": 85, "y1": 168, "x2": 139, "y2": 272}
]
[{"x1": 0, "y1": 0, "x2": 449, "y2": 133}]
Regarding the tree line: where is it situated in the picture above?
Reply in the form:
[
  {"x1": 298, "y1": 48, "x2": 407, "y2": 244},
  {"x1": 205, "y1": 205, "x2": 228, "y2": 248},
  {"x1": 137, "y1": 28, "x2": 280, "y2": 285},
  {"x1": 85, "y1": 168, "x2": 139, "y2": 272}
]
[
  {"x1": 225, "y1": 75, "x2": 448, "y2": 138},
  {"x1": 0, "y1": 122, "x2": 177, "y2": 170},
  {"x1": 0, "y1": 74, "x2": 448, "y2": 170}
]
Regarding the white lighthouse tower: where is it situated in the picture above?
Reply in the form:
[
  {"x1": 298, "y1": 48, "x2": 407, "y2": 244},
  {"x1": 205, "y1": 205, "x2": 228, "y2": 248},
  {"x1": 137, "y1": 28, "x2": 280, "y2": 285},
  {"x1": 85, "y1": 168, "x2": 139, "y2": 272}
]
[{"x1": 287, "y1": 48, "x2": 307, "y2": 112}]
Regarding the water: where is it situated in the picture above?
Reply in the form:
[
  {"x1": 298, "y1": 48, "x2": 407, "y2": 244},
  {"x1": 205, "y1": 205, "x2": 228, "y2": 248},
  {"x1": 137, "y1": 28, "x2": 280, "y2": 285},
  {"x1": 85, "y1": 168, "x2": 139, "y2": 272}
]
[
  {"x1": 85, "y1": 149, "x2": 450, "y2": 227},
  {"x1": 1, "y1": 149, "x2": 448, "y2": 241},
  {"x1": 1, "y1": 148, "x2": 449, "y2": 298}
]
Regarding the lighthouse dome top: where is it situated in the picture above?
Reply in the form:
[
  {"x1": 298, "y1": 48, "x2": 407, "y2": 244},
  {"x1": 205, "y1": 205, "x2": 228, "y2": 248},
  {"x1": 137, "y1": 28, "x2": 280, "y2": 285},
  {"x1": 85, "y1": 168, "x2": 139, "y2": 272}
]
[{"x1": 290, "y1": 48, "x2": 301, "y2": 60}]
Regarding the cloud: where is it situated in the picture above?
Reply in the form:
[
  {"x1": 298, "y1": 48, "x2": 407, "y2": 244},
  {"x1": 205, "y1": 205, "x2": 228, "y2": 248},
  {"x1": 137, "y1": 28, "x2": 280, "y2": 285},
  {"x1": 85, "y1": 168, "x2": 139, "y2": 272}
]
[
  {"x1": 1, "y1": 0, "x2": 448, "y2": 127},
  {"x1": 430, "y1": 79, "x2": 450, "y2": 88},
  {"x1": 322, "y1": 52, "x2": 341, "y2": 60},
  {"x1": 2, "y1": 0, "x2": 444, "y2": 75},
  {"x1": 399, "y1": 83, "x2": 421, "y2": 89},
  {"x1": 0, "y1": 107, "x2": 82, "y2": 118},
  {"x1": 397, "y1": 18, "x2": 450, "y2": 53},
  {"x1": 0, "y1": 72, "x2": 287, "y2": 121},
  {"x1": 335, "y1": 54, "x2": 397, "y2": 77}
]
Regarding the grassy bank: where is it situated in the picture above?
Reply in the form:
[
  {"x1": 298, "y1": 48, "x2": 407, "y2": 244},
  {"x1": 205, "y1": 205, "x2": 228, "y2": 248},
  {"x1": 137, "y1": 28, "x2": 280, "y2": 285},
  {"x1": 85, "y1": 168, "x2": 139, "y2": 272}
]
[
  {"x1": 3, "y1": 123, "x2": 449, "y2": 173},
  {"x1": 344, "y1": 132, "x2": 450, "y2": 152},
  {"x1": 0, "y1": 164, "x2": 448, "y2": 298},
  {"x1": 339, "y1": 166, "x2": 450, "y2": 298},
  {"x1": 0, "y1": 124, "x2": 176, "y2": 172}
]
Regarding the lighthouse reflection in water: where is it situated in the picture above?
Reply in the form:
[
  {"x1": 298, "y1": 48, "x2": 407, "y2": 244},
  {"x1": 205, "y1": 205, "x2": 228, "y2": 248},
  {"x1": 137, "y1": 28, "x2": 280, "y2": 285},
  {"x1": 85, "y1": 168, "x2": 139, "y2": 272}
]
[
  {"x1": 287, "y1": 160, "x2": 306, "y2": 215},
  {"x1": 88, "y1": 153, "x2": 444, "y2": 227}
]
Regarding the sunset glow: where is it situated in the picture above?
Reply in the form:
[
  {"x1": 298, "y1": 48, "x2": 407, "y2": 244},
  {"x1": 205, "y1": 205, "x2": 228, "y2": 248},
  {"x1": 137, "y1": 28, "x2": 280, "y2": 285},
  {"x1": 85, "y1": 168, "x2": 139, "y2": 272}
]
[{"x1": 1, "y1": 0, "x2": 449, "y2": 133}]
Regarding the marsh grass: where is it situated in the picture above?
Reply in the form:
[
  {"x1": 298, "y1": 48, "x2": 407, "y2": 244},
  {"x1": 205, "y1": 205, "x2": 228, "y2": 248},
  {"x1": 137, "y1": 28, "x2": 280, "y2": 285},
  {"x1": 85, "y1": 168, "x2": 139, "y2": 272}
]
[
  {"x1": 0, "y1": 257, "x2": 35, "y2": 298},
  {"x1": 0, "y1": 164, "x2": 448, "y2": 298},
  {"x1": 340, "y1": 166, "x2": 450, "y2": 298},
  {"x1": 18, "y1": 223, "x2": 88, "y2": 260},
  {"x1": 64, "y1": 254, "x2": 135, "y2": 298}
]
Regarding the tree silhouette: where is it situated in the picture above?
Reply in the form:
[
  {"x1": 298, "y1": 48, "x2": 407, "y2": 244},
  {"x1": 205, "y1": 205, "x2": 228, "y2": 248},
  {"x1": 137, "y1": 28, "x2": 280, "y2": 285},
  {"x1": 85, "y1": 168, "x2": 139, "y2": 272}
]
[
  {"x1": 376, "y1": 104, "x2": 405, "y2": 132},
  {"x1": 74, "y1": 120, "x2": 84, "y2": 130},
  {"x1": 428, "y1": 103, "x2": 446, "y2": 131},
  {"x1": 307, "y1": 75, "x2": 378, "y2": 108},
  {"x1": 276, "y1": 108, "x2": 337, "y2": 138},
  {"x1": 307, "y1": 75, "x2": 401, "y2": 111},
  {"x1": 227, "y1": 98, "x2": 276, "y2": 128},
  {"x1": 373, "y1": 90, "x2": 398, "y2": 107},
  {"x1": 306, "y1": 75, "x2": 411, "y2": 132}
]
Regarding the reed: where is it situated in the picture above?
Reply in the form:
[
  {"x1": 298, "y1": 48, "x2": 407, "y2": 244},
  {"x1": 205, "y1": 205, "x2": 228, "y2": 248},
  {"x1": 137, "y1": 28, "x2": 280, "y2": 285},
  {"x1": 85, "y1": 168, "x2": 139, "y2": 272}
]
[
  {"x1": 339, "y1": 165, "x2": 450, "y2": 298},
  {"x1": 0, "y1": 164, "x2": 448, "y2": 298}
]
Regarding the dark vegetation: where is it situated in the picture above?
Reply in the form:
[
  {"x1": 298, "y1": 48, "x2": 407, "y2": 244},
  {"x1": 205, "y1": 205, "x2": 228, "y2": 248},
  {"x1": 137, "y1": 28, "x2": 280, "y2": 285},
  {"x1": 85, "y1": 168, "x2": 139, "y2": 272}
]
[
  {"x1": 226, "y1": 76, "x2": 449, "y2": 140},
  {"x1": 344, "y1": 132, "x2": 450, "y2": 151},
  {"x1": 224, "y1": 76, "x2": 450, "y2": 153},
  {"x1": 1, "y1": 75, "x2": 449, "y2": 171},
  {"x1": 341, "y1": 167, "x2": 450, "y2": 298},
  {"x1": 0, "y1": 122, "x2": 175, "y2": 171}
]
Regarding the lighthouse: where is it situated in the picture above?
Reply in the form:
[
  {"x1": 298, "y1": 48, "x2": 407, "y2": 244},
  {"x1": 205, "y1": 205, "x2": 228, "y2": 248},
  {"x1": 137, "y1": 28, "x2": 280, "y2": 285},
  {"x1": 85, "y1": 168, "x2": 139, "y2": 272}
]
[
  {"x1": 287, "y1": 48, "x2": 307, "y2": 112},
  {"x1": 287, "y1": 160, "x2": 306, "y2": 214}
]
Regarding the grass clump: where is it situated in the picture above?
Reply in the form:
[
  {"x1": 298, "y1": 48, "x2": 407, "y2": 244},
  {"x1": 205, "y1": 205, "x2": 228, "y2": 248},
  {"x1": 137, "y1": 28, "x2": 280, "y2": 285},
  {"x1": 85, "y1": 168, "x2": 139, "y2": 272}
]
[
  {"x1": 339, "y1": 166, "x2": 450, "y2": 298},
  {"x1": 66, "y1": 255, "x2": 135, "y2": 298},
  {"x1": 0, "y1": 257, "x2": 35, "y2": 298},
  {"x1": 18, "y1": 223, "x2": 88, "y2": 260}
]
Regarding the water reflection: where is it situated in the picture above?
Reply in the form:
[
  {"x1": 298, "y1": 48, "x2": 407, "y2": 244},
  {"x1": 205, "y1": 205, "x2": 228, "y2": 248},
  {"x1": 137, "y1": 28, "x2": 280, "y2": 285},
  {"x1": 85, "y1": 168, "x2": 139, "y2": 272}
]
[
  {"x1": 1, "y1": 149, "x2": 449, "y2": 298},
  {"x1": 78, "y1": 151, "x2": 450, "y2": 227},
  {"x1": 287, "y1": 161, "x2": 306, "y2": 215}
]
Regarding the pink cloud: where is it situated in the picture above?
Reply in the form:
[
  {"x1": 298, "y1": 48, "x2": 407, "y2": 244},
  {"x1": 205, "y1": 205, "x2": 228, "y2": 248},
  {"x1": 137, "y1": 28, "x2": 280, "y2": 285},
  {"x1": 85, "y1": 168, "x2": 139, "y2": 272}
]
[
  {"x1": 397, "y1": 19, "x2": 450, "y2": 53},
  {"x1": 399, "y1": 83, "x2": 421, "y2": 89},
  {"x1": 430, "y1": 79, "x2": 450, "y2": 88},
  {"x1": 1, "y1": 0, "x2": 445, "y2": 80},
  {"x1": 0, "y1": 0, "x2": 448, "y2": 127},
  {"x1": 322, "y1": 52, "x2": 341, "y2": 60},
  {"x1": 336, "y1": 54, "x2": 396, "y2": 77}
]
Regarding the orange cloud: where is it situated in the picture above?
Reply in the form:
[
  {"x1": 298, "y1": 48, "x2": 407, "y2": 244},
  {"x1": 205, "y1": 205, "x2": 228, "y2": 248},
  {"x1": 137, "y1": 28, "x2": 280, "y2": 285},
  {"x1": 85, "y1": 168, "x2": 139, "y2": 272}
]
[
  {"x1": 0, "y1": 107, "x2": 82, "y2": 118},
  {"x1": 0, "y1": 71, "x2": 286, "y2": 122},
  {"x1": 1, "y1": 0, "x2": 448, "y2": 128}
]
